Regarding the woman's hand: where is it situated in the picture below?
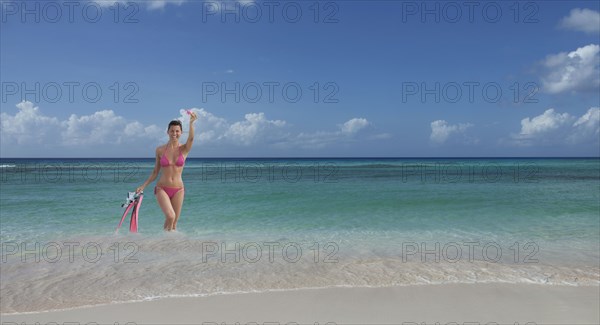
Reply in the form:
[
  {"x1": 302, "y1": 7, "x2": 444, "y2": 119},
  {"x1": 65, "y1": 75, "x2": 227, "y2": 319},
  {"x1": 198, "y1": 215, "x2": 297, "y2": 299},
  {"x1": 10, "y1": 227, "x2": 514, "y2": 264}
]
[
  {"x1": 136, "y1": 186, "x2": 145, "y2": 193},
  {"x1": 190, "y1": 112, "x2": 198, "y2": 124}
]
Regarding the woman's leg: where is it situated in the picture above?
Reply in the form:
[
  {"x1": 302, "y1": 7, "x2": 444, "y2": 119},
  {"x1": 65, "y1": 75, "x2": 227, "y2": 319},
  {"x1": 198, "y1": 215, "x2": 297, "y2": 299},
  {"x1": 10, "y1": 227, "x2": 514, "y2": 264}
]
[
  {"x1": 170, "y1": 189, "x2": 185, "y2": 230},
  {"x1": 155, "y1": 187, "x2": 176, "y2": 231},
  {"x1": 170, "y1": 189, "x2": 185, "y2": 231}
]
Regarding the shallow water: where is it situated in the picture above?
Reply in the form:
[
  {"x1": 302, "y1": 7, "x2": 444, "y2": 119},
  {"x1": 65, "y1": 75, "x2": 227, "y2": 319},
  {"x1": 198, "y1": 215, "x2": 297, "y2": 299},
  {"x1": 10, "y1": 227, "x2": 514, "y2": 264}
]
[{"x1": 1, "y1": 158, "x2": 599, "y2": 313}]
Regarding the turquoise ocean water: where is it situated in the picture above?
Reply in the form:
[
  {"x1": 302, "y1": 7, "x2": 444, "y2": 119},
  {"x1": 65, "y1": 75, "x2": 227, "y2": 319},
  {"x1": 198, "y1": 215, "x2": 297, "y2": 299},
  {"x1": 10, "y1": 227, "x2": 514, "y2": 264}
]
[{"x1": 1, "y1": 158, "x2": 599, "y2": 313}]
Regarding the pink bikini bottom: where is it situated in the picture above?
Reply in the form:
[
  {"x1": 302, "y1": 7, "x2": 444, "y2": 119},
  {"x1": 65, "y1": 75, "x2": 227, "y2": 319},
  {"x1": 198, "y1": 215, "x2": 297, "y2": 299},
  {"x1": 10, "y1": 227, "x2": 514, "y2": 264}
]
[{"x1": 154, "y1": 186, "x2": 184, "y2": 199}]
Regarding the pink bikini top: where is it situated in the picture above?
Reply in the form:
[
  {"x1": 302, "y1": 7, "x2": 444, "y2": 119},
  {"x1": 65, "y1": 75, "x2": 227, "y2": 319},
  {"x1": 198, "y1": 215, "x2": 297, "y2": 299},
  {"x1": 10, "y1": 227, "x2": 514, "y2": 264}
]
[{"x1": 160, "y1": 145, "x2": 185, "y2": 167}]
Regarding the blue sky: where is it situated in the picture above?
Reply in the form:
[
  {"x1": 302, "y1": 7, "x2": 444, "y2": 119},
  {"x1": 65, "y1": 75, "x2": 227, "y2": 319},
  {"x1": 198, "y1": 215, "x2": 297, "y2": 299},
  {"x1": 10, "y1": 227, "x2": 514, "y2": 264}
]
[{"x1": 1, "y1": 0, "x2": 599, "y2": 157}]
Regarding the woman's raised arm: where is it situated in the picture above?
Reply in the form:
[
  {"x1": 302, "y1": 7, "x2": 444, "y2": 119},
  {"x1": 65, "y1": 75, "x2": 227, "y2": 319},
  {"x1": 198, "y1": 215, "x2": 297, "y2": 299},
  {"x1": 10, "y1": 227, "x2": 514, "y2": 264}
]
[{"x1": 183, "y1": 112, "x2": 197, "y2": 154}]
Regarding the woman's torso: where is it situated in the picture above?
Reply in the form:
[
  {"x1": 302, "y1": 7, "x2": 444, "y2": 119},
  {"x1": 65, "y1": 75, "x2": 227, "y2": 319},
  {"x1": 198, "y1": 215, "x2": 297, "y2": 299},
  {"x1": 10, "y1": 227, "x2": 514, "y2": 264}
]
[{"x1": 157, "y1": 144, "x2": 186, "y2": 187}]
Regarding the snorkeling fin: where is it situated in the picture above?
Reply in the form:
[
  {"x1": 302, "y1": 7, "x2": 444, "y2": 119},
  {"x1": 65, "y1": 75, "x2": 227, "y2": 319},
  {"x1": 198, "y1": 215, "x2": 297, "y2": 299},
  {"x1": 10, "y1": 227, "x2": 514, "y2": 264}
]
[
  {"x1": 129, "y1": 193, "x2": 143, "y2": 233},
  {"x1": 116, "y1": 191, "x2": 143, "y2": 233}
]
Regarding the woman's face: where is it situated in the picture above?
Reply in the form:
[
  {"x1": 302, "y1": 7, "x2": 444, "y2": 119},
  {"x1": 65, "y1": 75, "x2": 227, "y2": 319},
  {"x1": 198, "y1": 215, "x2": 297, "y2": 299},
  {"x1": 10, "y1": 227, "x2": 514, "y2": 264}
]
[{"x1": 167, "y1": 125, "x2": 182, "y2": 140}]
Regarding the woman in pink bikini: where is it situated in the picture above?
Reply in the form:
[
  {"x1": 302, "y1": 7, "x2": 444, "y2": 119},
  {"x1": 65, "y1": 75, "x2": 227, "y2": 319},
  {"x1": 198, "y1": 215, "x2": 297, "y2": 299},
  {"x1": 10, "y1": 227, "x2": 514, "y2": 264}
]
[{"x1": 136, "y1": 112, "x2": 198, "y2": 231}]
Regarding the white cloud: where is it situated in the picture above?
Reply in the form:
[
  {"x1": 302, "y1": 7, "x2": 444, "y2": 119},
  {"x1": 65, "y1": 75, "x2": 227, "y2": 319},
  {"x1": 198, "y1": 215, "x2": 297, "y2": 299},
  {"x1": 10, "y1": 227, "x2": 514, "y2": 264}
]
[
  {"x1": 288, "y1": 131, "x2": 342, "y2": 149},
  {"x1": 147, "y1": 0, "x2": 186, "y2": 10},
  {"x1": 540, "y1": 44, "x2": 600, "y2": 94},
  {"x1": 0, "y1": 101, "x2": 163, "y2": 149},
  {"x1": 0, "y1": 101, "x2": 62, "y2": 145},
  {"x1": 430, "y1": 120, "x2": 474, "y2": 145},
  {"x1": 178, "y1": 110, "x2": 372, "y2": 150},
  {"x1": 63, "y1": 110, "x2": 125, "y2": 145},
  {"x1": 223, "y1": 112, "x2": 287, "y2": 146},
  {"x1": 92, "y1": 0, "x2": 186, "y2": 10},
  {"x1": 175, "y1": 108, "x2": 288, "y2": 146},
  {"x1": 369, "y1": 133, "x2": 392, "y2": 140},
  {"x1": 340, "y1": 118, "x2": 369, "y2": 135},
  {"x1": 568, "y1": 107, "x2": 600, "y2": 144},
  {"x1": 519, "y1": 108, "x2": 572, "y2": 135},
  {"x1": 93, "y1": 0, "x2": 128, "y2": 7},
  {"x1": 63, "y1": 110, "x2": 166, "y2": 146},
  {"x1": 1, "y1": 102, "x2": 377, "y2": 155},
  {"x1": 509, "y1": 108, "x2": 600, "y2": 146},
  {"x1": 177, "y1": 108, "x2": 228, "y2": 138},
  {"x1": 91, "y1": 0, "x2": 260, "y2": 16},
  {"x1": 559, "y1": 8, "x2": 600, "y2": 34},
  {"x1": 263, "y1": 117, "x2": 372, "y2": 150},
  {"x1": 286, "y1": 117, "x2": 371, "y2": 149}
]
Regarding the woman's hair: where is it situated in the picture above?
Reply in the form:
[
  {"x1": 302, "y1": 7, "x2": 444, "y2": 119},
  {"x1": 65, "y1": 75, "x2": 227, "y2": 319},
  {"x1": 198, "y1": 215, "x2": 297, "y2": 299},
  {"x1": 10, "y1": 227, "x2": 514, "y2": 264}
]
[{"x1": 167, "y1": 120, "x2": 183, "y2": 131}]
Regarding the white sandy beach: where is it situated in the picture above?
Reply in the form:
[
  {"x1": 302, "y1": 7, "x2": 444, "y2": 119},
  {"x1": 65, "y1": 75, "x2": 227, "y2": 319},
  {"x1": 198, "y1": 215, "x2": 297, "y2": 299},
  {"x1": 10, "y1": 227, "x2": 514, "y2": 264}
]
[{"x1": 2, "y1": 284, "x2": 598, "y2": 324}]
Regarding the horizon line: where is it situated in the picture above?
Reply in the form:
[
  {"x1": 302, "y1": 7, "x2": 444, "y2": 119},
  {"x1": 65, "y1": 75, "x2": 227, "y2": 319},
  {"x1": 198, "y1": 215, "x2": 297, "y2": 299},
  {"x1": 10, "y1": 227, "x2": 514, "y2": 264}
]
[{"x1": 1, "y1": 156, "x2": 599, "y2": 159}]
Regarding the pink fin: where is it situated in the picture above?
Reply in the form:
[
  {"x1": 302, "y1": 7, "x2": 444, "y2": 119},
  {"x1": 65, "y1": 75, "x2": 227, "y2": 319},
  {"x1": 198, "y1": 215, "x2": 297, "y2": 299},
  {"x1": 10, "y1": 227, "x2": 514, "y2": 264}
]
[
  {"x1": 116, "y1": 202, "x2": 135, "y2": 233},
  {"x1": 130, "y1": 195, "x2": 143, "y2": 233},
  {"x1": 116, "y1": 193, "x2": 143, "y2": 233}
]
